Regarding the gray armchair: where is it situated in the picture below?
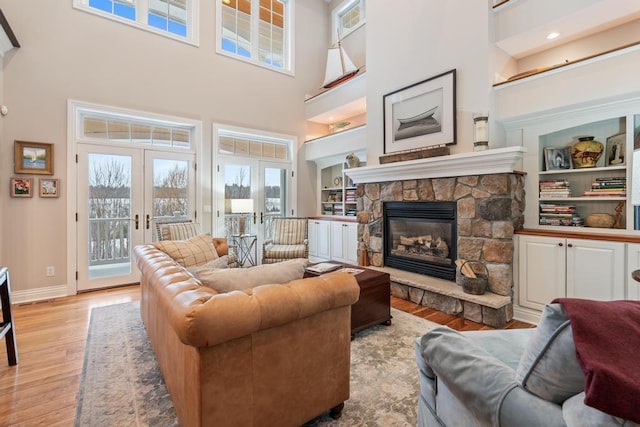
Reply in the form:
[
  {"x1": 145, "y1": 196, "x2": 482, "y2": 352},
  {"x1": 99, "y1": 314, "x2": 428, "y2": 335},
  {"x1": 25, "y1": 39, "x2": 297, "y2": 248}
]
[{"x1": 262, "y1": 217, "x2": 308, "y2": 264}]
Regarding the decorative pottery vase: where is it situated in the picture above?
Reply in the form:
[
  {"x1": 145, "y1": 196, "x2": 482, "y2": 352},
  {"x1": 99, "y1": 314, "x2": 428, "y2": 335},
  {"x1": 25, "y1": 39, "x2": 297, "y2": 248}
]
[
  {"x1": 585, "y1": 213, "x2": 615, "y2": 228},
  {"x1": 571, "y1": 136, "x2": 603, "y2": 168}
]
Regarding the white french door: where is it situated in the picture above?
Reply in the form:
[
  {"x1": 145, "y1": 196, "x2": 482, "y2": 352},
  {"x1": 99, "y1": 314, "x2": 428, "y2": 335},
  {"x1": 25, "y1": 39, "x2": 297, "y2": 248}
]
[
  {"x1": 216, "y1": 158, "x2": 291, "y2": 264},
  {"x1": 76, "y1": 144, "x2": 195, "y2": 291}
]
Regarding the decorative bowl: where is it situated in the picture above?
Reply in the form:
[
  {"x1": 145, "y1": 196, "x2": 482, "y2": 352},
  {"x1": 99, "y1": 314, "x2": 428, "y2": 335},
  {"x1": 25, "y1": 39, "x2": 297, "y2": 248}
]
[
  {"x1": 571, "y1": 136, "x2": 603, "y2": 168},
  {"x1": 585, "y1": 213, "x2": 615, "y2": 228}
]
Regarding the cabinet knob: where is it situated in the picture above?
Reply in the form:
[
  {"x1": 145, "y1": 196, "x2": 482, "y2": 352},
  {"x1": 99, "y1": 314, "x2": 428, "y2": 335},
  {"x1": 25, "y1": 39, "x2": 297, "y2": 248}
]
[
  {"x1": 567, "y1": 243, "x2": 573, "y2": 248},
  {"x1": 558, "y1": 243, "x2": 563, "y2": 247}
]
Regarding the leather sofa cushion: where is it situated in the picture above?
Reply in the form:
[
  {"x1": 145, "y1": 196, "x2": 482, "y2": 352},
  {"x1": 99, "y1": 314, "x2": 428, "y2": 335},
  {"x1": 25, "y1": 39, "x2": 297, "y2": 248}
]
[
  {"x1": 515, "y1": 303, "x2": 584, "y2": 404},
  {"x1": 153, "y1": 233, "x2": 218, "y2": 267},
  {"x1": 194, "y1": 258, "x2": 308, "y2": 293}
]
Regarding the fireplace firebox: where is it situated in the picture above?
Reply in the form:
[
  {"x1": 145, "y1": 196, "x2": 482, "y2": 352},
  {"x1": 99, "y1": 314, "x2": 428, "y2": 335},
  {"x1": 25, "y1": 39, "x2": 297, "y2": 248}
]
[{"x1": 383, "y1": 201, "x2": 457, "y2": 281}]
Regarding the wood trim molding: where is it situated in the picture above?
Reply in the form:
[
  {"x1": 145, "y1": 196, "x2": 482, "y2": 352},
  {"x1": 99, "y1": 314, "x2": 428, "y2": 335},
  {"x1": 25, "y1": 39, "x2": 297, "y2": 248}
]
[{"x1": 515, "y1": 228, "x2": 640, "y2": 244}]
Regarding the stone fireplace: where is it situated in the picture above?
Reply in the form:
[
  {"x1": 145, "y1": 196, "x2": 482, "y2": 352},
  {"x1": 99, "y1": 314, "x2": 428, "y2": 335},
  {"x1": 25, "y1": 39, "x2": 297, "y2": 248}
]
[
  {"x1": 345, "y1": 147, "x2": 527, "y2": 327},
  {"x1": 384, "y1": 201, "x2": 457, "y2": 280}
]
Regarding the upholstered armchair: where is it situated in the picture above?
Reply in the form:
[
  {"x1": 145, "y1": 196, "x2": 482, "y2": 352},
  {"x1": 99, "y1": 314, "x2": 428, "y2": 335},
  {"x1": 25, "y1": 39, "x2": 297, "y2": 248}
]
[{"x1": 262, "y1": 217, "x2": 308, "y2": 264}]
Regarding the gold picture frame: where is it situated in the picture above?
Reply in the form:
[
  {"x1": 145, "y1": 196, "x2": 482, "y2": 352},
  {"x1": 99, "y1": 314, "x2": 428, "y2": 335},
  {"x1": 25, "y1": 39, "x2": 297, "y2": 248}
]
[
  {"x1": 39, "y1": 178, "x2": 59, "y2": 198},
  {"x1": 14, "y1": 140, "x2": 54, "y2": 175},
  {"x1": 10, "y1": 177, "x2": 33, "y2": 198}
]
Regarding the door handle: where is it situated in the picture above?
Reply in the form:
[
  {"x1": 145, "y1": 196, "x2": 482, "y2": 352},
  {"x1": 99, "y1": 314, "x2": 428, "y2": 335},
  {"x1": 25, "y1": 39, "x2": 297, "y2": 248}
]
[
  {"x1": 253, "y1": 212, "x2": 257, "y2": 224},
  {"x1": 146, "y1": 214, "x2": 150, "y2": 229},
  {"x1": 260, "y1": 212, "x2": 264, "y2": 224},
  {"x1": 134, "y1": 214, "x2": 139, "y2": 230}
]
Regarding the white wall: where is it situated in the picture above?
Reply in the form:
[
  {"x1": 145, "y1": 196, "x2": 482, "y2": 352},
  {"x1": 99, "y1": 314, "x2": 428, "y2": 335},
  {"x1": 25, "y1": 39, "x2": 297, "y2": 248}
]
[
  {"x1": 0, "y1": 1, "x2": 328, "y2": 295},
  {"x1": 365, "y1": 0, "x2": 490, "y2": 164}
]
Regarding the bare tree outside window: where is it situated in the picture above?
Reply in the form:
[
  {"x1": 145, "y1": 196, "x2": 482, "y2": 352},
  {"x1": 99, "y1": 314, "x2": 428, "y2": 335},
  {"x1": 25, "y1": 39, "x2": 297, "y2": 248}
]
[{"x1": 88, "y1": 156, "x2": 131, "y2": 265}]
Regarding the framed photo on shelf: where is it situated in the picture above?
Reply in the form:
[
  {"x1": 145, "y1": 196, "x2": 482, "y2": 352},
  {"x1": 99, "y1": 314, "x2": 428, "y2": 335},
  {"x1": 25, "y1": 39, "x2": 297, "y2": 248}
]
[
  {"x1": 383, "y1": 69, "x2": 456, "y2": 154},
  {"x1": 605, "y1": 132, "x2": 625, "y2": 166},
  {"x1": 39, "y1": 178, "x2": 59, "y2": 198},
  {"x1": 544, "y1": 146, "x2": 572, "y2": 171},
  {"x1": 10, "y1": 177, "x2": 33, "y2": 198},
  {"x1": 14, "y1": 140, "x2": 54, "y2": 175}
]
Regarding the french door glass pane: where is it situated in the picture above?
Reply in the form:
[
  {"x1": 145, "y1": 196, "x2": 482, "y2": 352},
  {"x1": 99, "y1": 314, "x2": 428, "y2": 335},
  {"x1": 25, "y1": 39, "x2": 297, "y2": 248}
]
[
  {"x1": 224, "y1": 163, "x2": 252, "y2": 236},
  {"x1": 87, "y1": 153, "x2": 132, "y2": 279},
  {"x1": 263, "y1": 166, "x2": 286, "y2": 236},
  {"x1": 153, "y1": 158, "x2": 189, "y2": 218}
]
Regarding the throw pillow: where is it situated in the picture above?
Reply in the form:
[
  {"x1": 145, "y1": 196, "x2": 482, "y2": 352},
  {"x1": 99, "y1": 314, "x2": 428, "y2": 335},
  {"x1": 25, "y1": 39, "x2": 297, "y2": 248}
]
[
  {"x1": 515, "y1": 303, "x2": 585, "y2": 404},
  {"x1": 166, "y1": 222, "x2": 199, "y2": 240},
  {"x1": 194, "y1": 258, "x2": 308, "y2": 293},
  {"x1": 187, "y1": 256, "x2": 230, "y2": 275},
  {"x1": 153, "y1": 233, "x2": 218, "y2": 268}
]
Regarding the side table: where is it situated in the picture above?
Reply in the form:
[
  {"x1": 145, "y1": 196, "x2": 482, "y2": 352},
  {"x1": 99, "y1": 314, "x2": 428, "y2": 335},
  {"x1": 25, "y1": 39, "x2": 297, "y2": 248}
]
[
  {"x1": 0, "y1": 267, "x2": 18, "y2": 365},
  {"x1": 230, "y1": 234, "x2": 257, "y2": 267}
]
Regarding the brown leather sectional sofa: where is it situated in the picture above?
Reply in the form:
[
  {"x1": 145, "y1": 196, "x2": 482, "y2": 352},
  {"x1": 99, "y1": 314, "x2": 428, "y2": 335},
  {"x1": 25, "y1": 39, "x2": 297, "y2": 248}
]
[{"x1": 133, "y1": 242, "x2": 360, "y2": 427}]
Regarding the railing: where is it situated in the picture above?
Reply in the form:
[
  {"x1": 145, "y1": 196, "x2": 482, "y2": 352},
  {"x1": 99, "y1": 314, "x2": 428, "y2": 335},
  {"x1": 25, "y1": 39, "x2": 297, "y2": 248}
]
[{"x1": 88, "y1": 218, "x2": 130, "y2": 266}]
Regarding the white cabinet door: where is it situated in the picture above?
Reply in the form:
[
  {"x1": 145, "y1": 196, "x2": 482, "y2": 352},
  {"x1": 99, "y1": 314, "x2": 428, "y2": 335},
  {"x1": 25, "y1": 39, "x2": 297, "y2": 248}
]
[
  {"x1": 566, "y1": 239, "x2": 625, "y2": 301},
  {"x1": 308, "y1": 220, "x2": 331, "y2": 262},
  {"x1": 330, "y1": 222, "x2": 358, "y2": 264},
  {"x1": 518, "y1": 235, "x2": 566, "y2": 311},
  {"x1": 330, "y1": 222, "x2": 345, "y2": 262},
  {"x1": 343, "y1": 222, "x2": 359, "y2": 265},
  {"x1": 626, "y1": 243, "x2": 640, "y2": 300}
]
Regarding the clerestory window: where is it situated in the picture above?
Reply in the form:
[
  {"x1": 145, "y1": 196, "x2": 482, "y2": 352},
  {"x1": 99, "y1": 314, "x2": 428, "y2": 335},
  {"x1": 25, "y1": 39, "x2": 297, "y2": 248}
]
[
  {"x1": 74, "y1": 0, "x2": 198, "y2": 44},
  {"x1": 332, "y1": 0, "x2": 365, "y2": 42},
  {"x1": 217, "y1": 0, "x2": 293, "y2": 74}
]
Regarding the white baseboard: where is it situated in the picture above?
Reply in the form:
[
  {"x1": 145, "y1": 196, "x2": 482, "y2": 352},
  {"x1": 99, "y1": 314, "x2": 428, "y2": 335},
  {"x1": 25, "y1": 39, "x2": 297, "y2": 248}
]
[
  {"x1": 513, "y1": 305, "x2": 542, "y2": 325},
  {"x1": 11, "y1": 284, "x2": 70, "y2": 304}
]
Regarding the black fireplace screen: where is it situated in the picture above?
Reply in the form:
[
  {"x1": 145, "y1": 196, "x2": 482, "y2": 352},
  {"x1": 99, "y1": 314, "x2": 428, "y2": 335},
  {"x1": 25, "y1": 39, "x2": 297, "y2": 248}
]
[{"x1": 383, "y1": 201, "x2": 457, "y2": 281}]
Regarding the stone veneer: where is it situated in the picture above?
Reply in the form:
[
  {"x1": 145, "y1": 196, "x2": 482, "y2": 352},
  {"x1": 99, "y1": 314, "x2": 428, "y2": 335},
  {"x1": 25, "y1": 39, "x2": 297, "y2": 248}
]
[{"x1": 355, "y1": 173, "x2": 526, "y2": 327}]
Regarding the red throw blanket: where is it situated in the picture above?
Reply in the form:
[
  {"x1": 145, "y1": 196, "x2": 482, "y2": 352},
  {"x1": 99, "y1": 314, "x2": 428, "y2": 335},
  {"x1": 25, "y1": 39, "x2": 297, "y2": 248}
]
[{"x1": 552, "y1": 298, "x2": 640, "y2": 422}]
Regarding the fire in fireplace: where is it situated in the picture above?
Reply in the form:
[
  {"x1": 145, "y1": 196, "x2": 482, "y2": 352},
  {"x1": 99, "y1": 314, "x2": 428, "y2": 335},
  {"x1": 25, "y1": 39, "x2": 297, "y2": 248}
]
[{"x1": 383, "y1": 201, "x2": 457, "y2": 281}]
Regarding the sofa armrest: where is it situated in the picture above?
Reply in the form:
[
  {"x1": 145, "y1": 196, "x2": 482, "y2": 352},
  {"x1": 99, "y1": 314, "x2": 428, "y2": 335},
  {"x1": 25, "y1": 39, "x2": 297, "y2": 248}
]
[
  {"x1": 420, "y1": 326, "x2": 519, "y2": 426},
  {"x1": 212, "y1": 237, "x2": 229, "y2": 256},
  {"x1": 263, "y1": 239, "x2": 273, "y2": 246}
]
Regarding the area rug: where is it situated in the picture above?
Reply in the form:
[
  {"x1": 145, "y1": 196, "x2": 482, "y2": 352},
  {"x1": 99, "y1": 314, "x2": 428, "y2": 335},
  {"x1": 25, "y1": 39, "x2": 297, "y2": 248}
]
[{"x1": 75, "y1": 301, "x2": 438, "y2": 426}]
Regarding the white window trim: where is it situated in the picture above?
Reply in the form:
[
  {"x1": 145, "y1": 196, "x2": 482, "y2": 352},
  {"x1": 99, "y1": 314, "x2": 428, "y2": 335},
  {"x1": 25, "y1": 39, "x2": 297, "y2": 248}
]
[
  {"x1": 212, "y1": 122, "x2": 298, "y2": 218},
  {"x1": 67, "y1": 99, "x2": 203, "y2": 295},
  {"x1": 331, "y1": 0, "x2": 365, "y2": 44},
  {"x1": 73, "y1": 0, "x2": 200, "y2": 47},
  {"x1": 215, "y1": 0, "x2": 295, "y2": 76}
]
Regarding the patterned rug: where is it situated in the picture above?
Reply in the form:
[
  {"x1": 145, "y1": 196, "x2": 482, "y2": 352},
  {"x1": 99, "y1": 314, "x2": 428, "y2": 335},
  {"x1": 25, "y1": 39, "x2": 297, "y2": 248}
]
[{"x1": 75, "y1": 301, "x2": 438, "y2": 426}]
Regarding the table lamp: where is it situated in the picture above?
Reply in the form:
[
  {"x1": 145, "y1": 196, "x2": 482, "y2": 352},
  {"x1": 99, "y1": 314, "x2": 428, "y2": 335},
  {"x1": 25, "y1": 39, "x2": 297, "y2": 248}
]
[{"x1": 231, "y1": 199, "x2": 254, "y2": 235}]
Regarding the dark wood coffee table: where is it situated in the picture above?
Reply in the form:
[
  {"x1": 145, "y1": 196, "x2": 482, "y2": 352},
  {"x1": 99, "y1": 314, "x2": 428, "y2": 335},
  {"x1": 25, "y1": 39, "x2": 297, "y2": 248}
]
[{"x1": 304, "y1": 263, "x2": 391, "y2": 336}]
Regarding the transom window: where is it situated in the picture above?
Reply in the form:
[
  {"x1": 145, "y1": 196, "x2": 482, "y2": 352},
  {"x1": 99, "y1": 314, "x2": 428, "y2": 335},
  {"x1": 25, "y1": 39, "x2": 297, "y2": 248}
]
[
  {"x1": 332, "y1": 0, "x2": 365, "y2": 42},
  {"x1": 80, "y1": 113, "x2": 195, "y2": 150},
  {"x1": 218, "y1": 134, "x2": 290, "y2": 161},
  {"x1": 217, "y1": 0, "x2": 293, "y2": 73},
  {"x1": 74, "y1": 0, "x2": 197, "y2": 44}
]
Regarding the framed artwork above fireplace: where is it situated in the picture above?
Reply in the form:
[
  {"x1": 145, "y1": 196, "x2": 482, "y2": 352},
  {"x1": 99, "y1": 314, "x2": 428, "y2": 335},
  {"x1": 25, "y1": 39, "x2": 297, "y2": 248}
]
[{"x1": 383, "y1": 69, "x2": 457, "y2": 154}]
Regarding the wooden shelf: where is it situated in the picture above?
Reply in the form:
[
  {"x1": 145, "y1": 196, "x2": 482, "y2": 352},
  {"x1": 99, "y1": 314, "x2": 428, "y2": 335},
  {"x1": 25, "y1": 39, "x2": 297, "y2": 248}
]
[{"x1": 494, "y1": 41, "x2": 640, "y2": 87}]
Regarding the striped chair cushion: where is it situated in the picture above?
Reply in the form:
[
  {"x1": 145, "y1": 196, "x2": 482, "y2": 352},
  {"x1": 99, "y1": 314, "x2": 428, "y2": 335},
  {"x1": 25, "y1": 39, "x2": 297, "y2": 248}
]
[
  {"x1": 263, "y1": 244, "x2": 307, "y2": 260},
  {"x1": 166, "y1": 222, "x2": 199, "y2": 240},
  {"x1": 153, "y1": 233, "x2": 218, "y2": 267},
  {"x1": 272, "y1": 219, "x2": 307, "y2": 245}
]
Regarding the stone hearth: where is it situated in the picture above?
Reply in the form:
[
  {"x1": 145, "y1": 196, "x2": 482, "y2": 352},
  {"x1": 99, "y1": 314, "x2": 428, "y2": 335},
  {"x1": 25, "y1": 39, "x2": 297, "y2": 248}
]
[{"x1": 352, "y1": 172, "x2": 525, "y2": 327}]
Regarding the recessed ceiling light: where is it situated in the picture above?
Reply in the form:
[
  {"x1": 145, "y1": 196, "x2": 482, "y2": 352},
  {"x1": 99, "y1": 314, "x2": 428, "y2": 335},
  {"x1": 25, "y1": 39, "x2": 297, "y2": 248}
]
[{"x1": 547, "y1": 32, "x2": 560, "y2": 40}]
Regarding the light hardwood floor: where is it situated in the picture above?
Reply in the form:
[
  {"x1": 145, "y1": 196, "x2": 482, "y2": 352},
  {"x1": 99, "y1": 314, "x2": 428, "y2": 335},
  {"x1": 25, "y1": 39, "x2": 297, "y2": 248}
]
[{"x1": 0, "y1": 284, "x2": 532, "y2": 426}]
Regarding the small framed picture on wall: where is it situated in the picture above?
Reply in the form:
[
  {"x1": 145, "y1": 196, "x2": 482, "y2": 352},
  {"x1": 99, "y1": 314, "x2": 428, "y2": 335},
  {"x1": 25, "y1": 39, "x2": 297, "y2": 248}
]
[
  {"x1": 39, "y1": 178, "x2": 59, "y2": 198},
  {"x1": 10, "y1": 177, "x2": 33, "y2": 198}
]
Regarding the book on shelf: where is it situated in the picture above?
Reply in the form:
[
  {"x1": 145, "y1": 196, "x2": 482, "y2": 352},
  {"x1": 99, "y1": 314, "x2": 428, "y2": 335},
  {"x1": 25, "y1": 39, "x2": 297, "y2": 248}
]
[{"x1": 582, "y1": 190, "x2": 626, "y2": 197}]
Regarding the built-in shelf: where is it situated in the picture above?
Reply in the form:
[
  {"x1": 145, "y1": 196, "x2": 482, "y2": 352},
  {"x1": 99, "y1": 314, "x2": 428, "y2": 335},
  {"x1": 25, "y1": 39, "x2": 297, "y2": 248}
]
[
  {"x1": 0, "y1": 9, "x2": 19, "y2": 57},
  {"x1": 494, "y1": 41, "x2": 640, "y2": 88},
  {"x1": 345, "y1": 146, "x2": 527, "y2": 184}
]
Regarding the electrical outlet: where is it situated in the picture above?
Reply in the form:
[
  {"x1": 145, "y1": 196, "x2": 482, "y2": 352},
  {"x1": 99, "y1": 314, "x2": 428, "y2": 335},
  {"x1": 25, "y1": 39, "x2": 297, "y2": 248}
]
[{"x1": 46, "y1": 266, "x2": 55, "y2": 277}]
